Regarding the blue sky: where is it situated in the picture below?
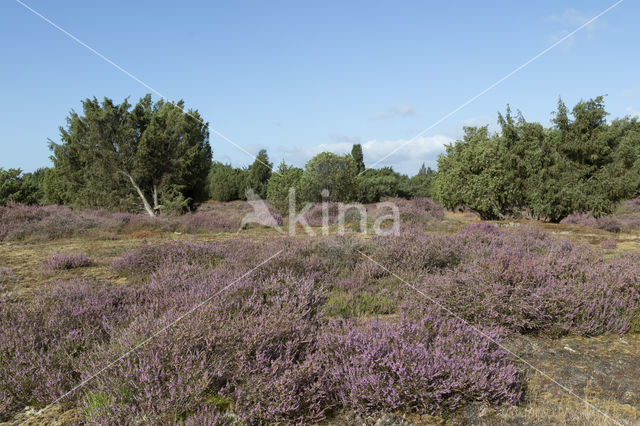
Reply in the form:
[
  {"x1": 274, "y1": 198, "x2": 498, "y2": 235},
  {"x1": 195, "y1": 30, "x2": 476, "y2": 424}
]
[{"x1": 1, "y1": 0, "x2": 638, "y2": 175}]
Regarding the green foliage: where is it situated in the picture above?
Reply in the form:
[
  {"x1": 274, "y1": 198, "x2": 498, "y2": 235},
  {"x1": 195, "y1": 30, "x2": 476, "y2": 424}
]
[
  {"x1": 409, "y1": 163, "x2": 436, "y2": 198},
  {"x1": 82, "y1": 391, "x2": 114, "y2": 418},
  {"x1": 266, "y1": 161, "x2": 303, "y2": 213},
  {"x1": 435, "y1": 97, "x2": 640, "y2": 221},
  {"x1": 351, "y1": 143, "x2": 365, "y2": 174},
  {"x1": 208, "y1": 162, "x2": 247, "y2": 202},
  {"x1": 43, "y1": 167, "x2": 69, "y2": 205},
  {"x1": 48, "y1": 95, "x2": 211, "y2": 216},
  {"x1": 435, "y1": 126, "x2": 506, "y2": 220},
  {"x1": 355, "y1": 167, "x2": 411, "y2": 203},
  {"x1": 0, "y1": 168, "x2": 44, "y2": 205},
  {"x1": 299, "y1": 152, "x2": 357, "y2": 202},
  {"x1": 158, "y1": 185, "x2": 192, "y2": 215},
  {"x1": 246, "y1": 149, "x2": 272, "y2": 198},
  {"x1": 324, "y1": 288, "x2": 396, "y2": 318}
]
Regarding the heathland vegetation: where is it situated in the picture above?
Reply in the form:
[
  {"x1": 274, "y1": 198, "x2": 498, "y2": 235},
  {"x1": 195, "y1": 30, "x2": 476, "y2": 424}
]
[{"x1": 1, "y1": 94, "x2": 640, "y2": 424}]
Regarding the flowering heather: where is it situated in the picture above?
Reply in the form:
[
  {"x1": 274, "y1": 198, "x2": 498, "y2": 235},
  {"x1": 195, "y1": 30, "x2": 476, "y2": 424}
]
[
  {"x1": 0, "y1": 202, "x2": 246, "y2": 242},
  {"x1": 318, "y1": 315, "x2": 523, "y2": 414},
  {"x1": 561, "y1": 212, "x2": 622, "y2": 233},
  {"x1": 46, "y1": 252, "x2": 92, "y2": 270},
  {"x1": 110, "y1": 240, "x2": 226, "y2": 278},
  {"x1": 600, "y1": 239, "x2": 617, "y2": 249},
  {"x1": 560, "y1": 212, "x2": 598, "y2": 227},
  {"x1": 302, "y1": 202, "x2": 344, "y2": 227},
  {"x1": 0, "y1": 280, "x2": 134, "y2": 418},
  {"x1": 616, "y1": 198, "x2": 640, "y2": 214},
  {"x1": 0, "y1": 203, "x2": 122, "y2": 241},
  {"x1": 2, "y1": 224, "x2": 639, "y2": 422},
  {"x1": 402, "y1": 225, "x2": 640, "y2": 336}
]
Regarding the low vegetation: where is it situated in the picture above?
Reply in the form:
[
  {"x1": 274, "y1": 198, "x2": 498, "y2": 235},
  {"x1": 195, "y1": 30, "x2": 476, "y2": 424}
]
[{"x1": 1, "y1": 221, "x2": 638, "y2": 423}]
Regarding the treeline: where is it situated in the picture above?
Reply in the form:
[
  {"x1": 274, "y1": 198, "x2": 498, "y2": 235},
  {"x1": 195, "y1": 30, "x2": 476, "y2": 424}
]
[
  {"x1": 208, "y1": 144, "x2": 435, "y2": 213},
  {"x1": 2, "y1": 95, "x2": 638, "y2": 222},
  {"x1": 435, "y1": 96, "x2": 640, "y2": 221},
  {"x1": 0, "y1": 95, "x2": 434, "y2": 215}
]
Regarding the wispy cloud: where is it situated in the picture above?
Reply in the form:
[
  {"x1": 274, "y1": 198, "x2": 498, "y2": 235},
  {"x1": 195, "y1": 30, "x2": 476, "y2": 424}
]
[
  {"x1": 623, "y1": 87, "x2": 638, "y2": 97},
  {"x1": 369, "y1": 105, "x2": 416, "y2": 121},
  {"x1": 545, "y1": 8, "x2": 602, "y2": 47}
]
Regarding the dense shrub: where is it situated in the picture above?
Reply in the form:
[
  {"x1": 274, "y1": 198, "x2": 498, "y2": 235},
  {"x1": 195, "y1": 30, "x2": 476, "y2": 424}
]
[
  {"x1": 318, "y1": 315, "x2": 523, "y2": 414},
  {"x1": 299, "y1": 152, "x2": 358, "y2": 202},
  {"x1": 0, "y1": 168, "x2": 43, "y2": 205},
  {"x1": 355, "y1": 167, "x2": 411, "y2": 204},
  {"x1": 617, "y1": 198, "x2": 640, "y2": 214},
  {"x1": 208, "y1": 162, "x2": 248, "y2": 202},
  {"x1": 435, "y1": 98, "x2": 640, "y2": 221},
  {"x1": 266, "y1": 161, "x2": 303, "y2": 214},
  {"x1": 0, "y1": 281, "x2": 134, "y2": 419},
  {"x1": 561, "y1": 212, "x2": 622, "y2": 233},
  {"x1": 46, "y1": 252, "x2": 92, "y2": 270},
  {"x1": 245, "y1": 149, "x2": 272, "y2": 199},
  {"x1": 47, "y1": 95, "x2": 211, "y2": 214},
  {"x1": 403, "y1": 225, "x2": 640, "y2": 336}
]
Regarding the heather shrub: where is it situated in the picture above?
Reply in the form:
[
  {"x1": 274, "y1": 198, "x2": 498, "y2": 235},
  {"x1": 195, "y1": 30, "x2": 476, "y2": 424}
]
[
  {"x1": 596, "y1": 215, "x2": 621, "y2": 233},
  {"x1": 0, "y1": 266, "x2": 13, "y2": 285},
  {"x1": 317, "y1": 315, "x2": 524, "y2": 415},
  {"x1": 303, "y1": 202, "x2": 342, "y2": 227},
  {"x1": 0, "y1": 203, "x2": 250, "y2": 242},
  {"x1": 371, "y1": 229, "x2": 464, "y2": 274},
  {"x1": 561, "y1": 212, "x2": 622, "y2": 233},
  {"x1": 406, "y1": 227, "x2": 640, "y2": 336},
  {"x1": 0, "y1": 203, "x2": 120, "y2": 241},
  {"x1": 614, "y1": 213, "x2": 640, "y2": 230},
  {"x1": 78, "y1": 272, "x2": 331, "y2": 424},
  {"x1": 111, "y1": 240, "x2": 225, "y2": 278},
  {"x1": 4, "y1": 225, "x2": 640, "y2": 423},
  {"x1": 0, "y1": 280, "x2": 133, "y2": 419},
  {"x1": 616, "y1": 198, "x2": 640, "y2": 214},
  {"x1": 376, "y1": 196, "x2": 444, "y2": 228},
  {"x1": 46, "y1": 252, "x2": 92, "y2": 270},
  {"x1": 560, "y1": 212, "x2": 598, "y2": 227},
  {"x1": 600, "y1": 239, "x2": 617, "y2": 249}
]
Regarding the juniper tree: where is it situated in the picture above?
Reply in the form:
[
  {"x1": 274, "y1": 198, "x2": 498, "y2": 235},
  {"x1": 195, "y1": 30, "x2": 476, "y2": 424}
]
[{"x1": 47, "y1": 95, "x2": 211, "y2": 216}]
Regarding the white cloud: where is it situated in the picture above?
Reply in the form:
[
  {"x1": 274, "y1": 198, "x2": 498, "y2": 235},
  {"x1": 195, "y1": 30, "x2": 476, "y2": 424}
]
[
  {"x1": 369, "y1": 105, "x2": 416, "y2": 121},
  {"x1": 277, "y1": 135, "x2": 452, "y2": 175},
  {"x1": 623, "y1": 87, "x2": 638, "y2": 97}
]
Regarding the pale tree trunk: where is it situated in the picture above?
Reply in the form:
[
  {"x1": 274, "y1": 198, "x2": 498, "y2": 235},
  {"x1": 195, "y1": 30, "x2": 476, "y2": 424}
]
[
  {"x1": 152, "y1": 184, "x2": 159, "y2": 211},
  {"x1": 120, "y1": 171, "x2": 156, "y2": 217}
]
